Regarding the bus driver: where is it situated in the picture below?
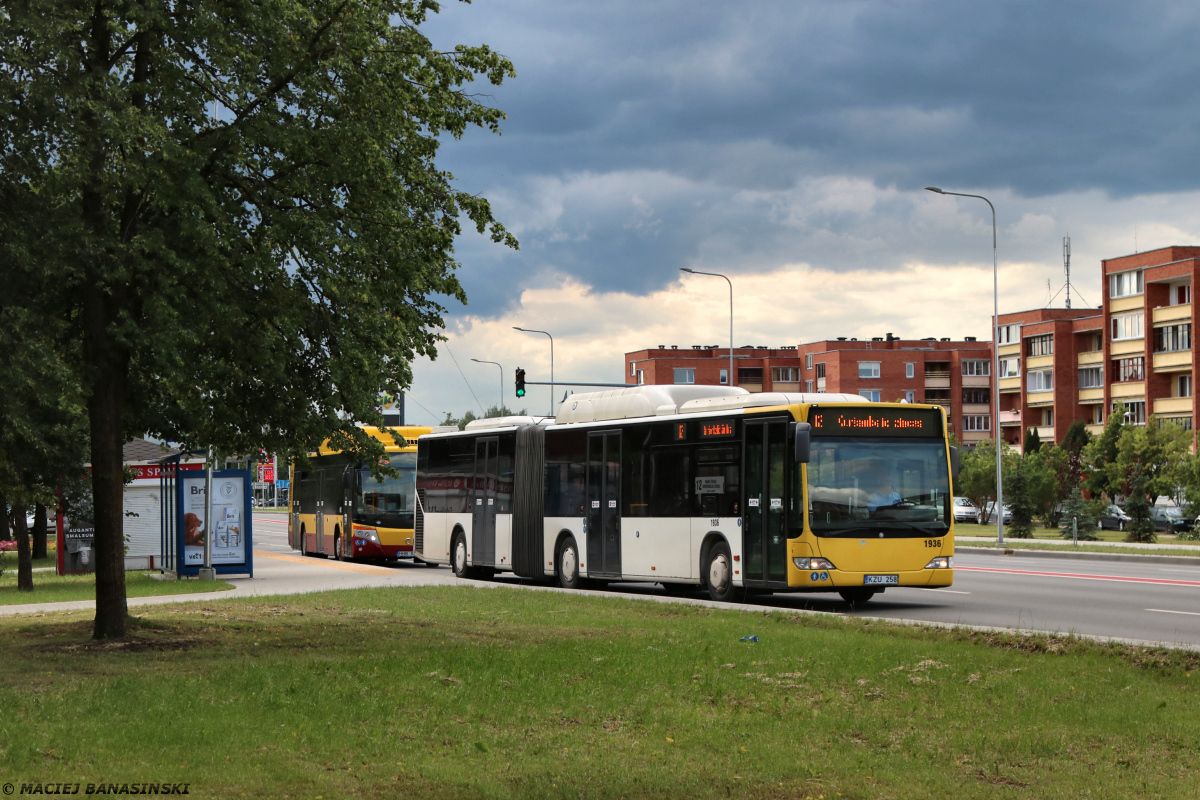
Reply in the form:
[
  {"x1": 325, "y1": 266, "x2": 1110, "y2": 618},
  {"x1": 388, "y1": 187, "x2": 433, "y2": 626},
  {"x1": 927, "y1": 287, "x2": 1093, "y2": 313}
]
[{"x1": 867, "y1": 471, "x2": 902, "y2": 513}]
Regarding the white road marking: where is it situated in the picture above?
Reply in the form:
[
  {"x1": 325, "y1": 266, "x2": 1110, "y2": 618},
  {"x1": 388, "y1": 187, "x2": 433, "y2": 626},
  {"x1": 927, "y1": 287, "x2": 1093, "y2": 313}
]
[
  {"x1": 1146, "y1": 608, "x2": 1200, "y2": 617},
  {"x1": 927, "y1": 589, "x2": 971, "y2": 594}
]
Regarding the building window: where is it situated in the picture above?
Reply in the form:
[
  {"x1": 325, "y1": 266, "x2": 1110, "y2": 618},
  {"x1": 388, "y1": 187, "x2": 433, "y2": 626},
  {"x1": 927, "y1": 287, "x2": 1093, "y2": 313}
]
[
  {"x1": 1154, "y1": 323, "x2": 1191, "y2": 353},
  {"x1": 1109, "y1": 269, "x2": 1144, "y2": 298},
  {"x1": 771, "y1": 367, "x2": 799, "y2": 382},
  {"x1": 673, "y1": 368, "x2": 694, "y2": 385},
  {"x1": 1026, "y1": 334, "x2": 1054, "y2": 357},
  {"x1": 1180, "y1": 375, "x2": 1193, "y2": 398},
  {"x1": 962, "y1": 388, "x2": 989, "y2": 404},
  {"x1": 814, "y1": 362, "x2": 826, "y2": 379},
  {"x1": 858, "y1": 361, "x2": 880, "y2": 379},
  {"x1": 962, "y1": 360, "x2": 990, "y2": 376},
  {"x1": 738, "y1": 368, "x2": 763, "y2": 384},
  {"x1": 859, "y1": 389, "x2": 881, "y2": 402},
  {"x1": 1078, "y1": 332, "x2": 1103, "y2": 352},
  {"x1": 1041, "y1": 408, "x2": 1054, "y2": 427},
  {"x1": 806, "y1": 354, "x2": 813, "y2": 369},
  {"x1": 1161, "y1": 416, "x2": 1194, "y2": 432},
  {"x1": 1178, "y1": 285, "x2": 1192, "y2": 305},
  {"x1": 719, "y1": 368, "x2": 728, "y2": 385},
  {"x1": 1112, "y1": 357, "x2": 1145, "y2": 383},
  {"x1": 905, "y1": 390, "x2": 915, "y2": 403},
  {"x1": 963, "y1": 415, "x2": 991, "y2": 432},
  {"x1": 637, "y1": 370, "x2": 645, "y2": 385},
  {"x1": 997, "y1": 324, "x2": 1020, "y2": 344},
  {"x1": 999, "y1": 357, "x2": 1020, "y2": 378},
  {"x1": 1115, "y1": 400, "x2": 1146, "y2": 426},
  {"x1": 1078, "y1": 367, "x2": 1103, "y2": 389},
  {"x1": 905, "y1": 362, "x2": 915, "y2": 379},
  {"x1": 1111, "y1": 313, "x2": 1145, "y2": 341},
  {"x1": 1027, "y1": 369, "x2": 1054, "y2": 392},
  {"x1": 630, "y1": 361, "x2": 636, "y2": 377},
  {"x1": 806, "y1": 380, "x2": 814, "y2": 392},
  {"x1": 1091, "y1": 405, "x2": 1104, "y2": 424}
]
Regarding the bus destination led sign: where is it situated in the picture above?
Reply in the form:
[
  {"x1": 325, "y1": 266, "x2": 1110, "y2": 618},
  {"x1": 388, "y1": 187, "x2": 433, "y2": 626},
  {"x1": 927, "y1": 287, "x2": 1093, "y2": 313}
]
[
  {"x1": 810, "y1": 407, "x2": 942, "y2": 438},
  {"x1": 700, "y1": 420, "x2": 735, "y2": 439}
]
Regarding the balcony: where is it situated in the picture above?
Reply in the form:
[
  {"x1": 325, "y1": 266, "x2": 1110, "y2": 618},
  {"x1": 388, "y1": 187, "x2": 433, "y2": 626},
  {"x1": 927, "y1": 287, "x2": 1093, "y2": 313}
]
[
  {"x1": 961, "y1": 374, "x2": 991, "y2": 388},
  {"x1": 1077, "y1": 350, "x2": 1103, "y2": 366},
  {"x1": 1078, "y1": 387, "x2": 1104, "y2": 402},
  {"x1": 1026, "y1": 390, "x2": 1054, "y2": 406},
  {"x1": 998, "y1": 409, "x2": 1022, "y2": 426},
  {"x1": 1026, "y1": 354, "x2": 1054, "y2": 370},
  {"x1": 1153, "y1": 350, "x2": 1192, "y2": 373},
  {"x1": 998, "y1": 376, "x2": 1022, "y2": 393},
  {"x1": 1035, "y1": 426, "x2": 1055, "y2": 442},
  {"x1": 924, "y1": 375, "x2": 951, "y2": 389},
  {"x1": 1152, "y1": 303, "x2": 1191, "y2": 324},
  {"x1": 923, "y1": 397, "x2": 950, "y2": 409},
  {"x1": 1085, "y1": 424, "x2": 1105, "y2": 437},
  {"x1": 1110, "y1": 338, "x2": 1144, "y2": 357},
  {"x1": 1154, "y1": 397, "x2": 1194, "y2": 415},
  {"x1": 1110, "y1": 381, "x2": 1144, "y2": 399}
]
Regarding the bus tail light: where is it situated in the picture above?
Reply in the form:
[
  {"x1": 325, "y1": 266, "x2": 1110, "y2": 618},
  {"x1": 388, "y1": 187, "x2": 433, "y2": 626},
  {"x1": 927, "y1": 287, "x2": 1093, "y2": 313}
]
[
  {"x1": 924, "y1": 556, "x2": 953, "y2": 569},
  {"x1": 794, "y1": 557, "x2": 836, "y2": 571}
]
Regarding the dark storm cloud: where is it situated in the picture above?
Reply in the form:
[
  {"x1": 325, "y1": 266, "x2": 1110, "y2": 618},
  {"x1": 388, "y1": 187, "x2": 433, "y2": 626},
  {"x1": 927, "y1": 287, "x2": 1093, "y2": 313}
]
[{"x1": 426, "y1": 0, "x2": 1200, "y2": 315}]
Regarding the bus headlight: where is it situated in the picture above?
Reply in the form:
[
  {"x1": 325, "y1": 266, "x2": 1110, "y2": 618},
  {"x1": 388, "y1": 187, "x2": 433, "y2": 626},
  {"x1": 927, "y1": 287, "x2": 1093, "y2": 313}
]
[
  {"x1": 794, "y1": 557, "x2": 836, "y2": 571},
  {"x1": 356, "y1": 529, "x2": 380, "y2": 544},
  {"x1": 924, "y1": 556, "x2": 953, "y2": 569}
]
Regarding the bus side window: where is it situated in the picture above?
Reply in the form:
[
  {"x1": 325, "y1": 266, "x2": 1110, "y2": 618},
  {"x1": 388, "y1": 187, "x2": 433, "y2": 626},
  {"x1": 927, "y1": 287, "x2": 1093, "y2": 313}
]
[{"x1": 649, "y1": 446, "x2": 690, "y2": 517}]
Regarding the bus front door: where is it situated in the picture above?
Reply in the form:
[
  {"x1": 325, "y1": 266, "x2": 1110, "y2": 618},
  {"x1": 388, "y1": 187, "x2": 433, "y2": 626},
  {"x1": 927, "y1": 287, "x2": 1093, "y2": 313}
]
[
  {"x1": 586, "y1": 431, "x2": 622, "y2": 577},
  {"x1": 743, "y1": 418, "x2": 788, "y2": 585},
  {"x1": 472, "y1": 437, "x2": 498, "y2": 567}
]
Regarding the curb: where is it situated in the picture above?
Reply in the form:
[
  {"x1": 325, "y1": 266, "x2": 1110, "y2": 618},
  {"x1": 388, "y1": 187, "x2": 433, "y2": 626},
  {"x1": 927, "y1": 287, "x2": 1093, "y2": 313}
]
[{"x1": 956, "y1": 545, "x2": 1200, "y2": 567}]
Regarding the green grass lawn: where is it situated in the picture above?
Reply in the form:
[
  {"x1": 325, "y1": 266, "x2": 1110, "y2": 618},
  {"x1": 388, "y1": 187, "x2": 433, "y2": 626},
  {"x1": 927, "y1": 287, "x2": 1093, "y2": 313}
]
[
  {"x1": 1, "y1": 585, "x2": 1198, "y2": 798},
  {"x1": 0, "y1": 550, "x2": 58, "y2": 570},
  {"x1": 0, "y1": 570, "x2": 234, "y2": 605}
]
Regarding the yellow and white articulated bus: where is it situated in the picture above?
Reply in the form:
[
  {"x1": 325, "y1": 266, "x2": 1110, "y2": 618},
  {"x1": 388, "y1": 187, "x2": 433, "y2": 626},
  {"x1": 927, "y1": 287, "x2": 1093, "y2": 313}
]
[
  {"x1": 415, "y1": 386, "x2": 957, "y2": 603},
  {"x1": 289, "y1": 426, "x2": 439, "y2": 562}
]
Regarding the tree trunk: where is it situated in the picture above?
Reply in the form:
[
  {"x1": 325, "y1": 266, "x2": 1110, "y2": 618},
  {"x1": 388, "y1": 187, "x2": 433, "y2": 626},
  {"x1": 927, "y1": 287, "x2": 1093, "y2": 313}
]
[
  {"x1": 0, "y1": 492, "x2": 9, "y2": 541},
  {"x1": 88, "y1": 366, "x2": 129, "y2": 638},
  {"x1": 32, "y1": 503, "x2": 48, "y2": 559},
  {"x1": 14, "y1": 502, "x2": 33, "y2": 592}
]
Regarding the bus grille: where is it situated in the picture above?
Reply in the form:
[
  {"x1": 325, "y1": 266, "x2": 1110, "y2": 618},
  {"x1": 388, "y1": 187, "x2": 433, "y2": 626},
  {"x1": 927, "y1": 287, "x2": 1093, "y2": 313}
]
[{"x1": 414, "y1": 488, "x2": 425, "y2": 554}]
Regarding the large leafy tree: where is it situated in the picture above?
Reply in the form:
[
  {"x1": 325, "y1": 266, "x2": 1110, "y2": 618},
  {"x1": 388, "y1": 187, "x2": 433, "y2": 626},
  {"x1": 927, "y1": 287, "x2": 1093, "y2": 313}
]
[{"x1": 0, "y1": 0, "x2": 516, "y2": 637}]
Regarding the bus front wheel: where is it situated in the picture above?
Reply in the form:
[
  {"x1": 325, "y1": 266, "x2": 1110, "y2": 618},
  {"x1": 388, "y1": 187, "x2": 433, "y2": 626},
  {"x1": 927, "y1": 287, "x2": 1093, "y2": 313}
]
[
  {"x1": 557, "y1": 537, "x2": 582, "y2": 590},
  {"x1": 705, "y1": 542, "x2": 743, "y2": 603},
  {"x1": 334, "y1": 533, "x2": 344, "y2": 562}
]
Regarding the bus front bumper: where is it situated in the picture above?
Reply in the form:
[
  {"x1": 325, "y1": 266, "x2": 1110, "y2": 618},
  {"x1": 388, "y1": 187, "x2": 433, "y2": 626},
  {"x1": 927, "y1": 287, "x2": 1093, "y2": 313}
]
[
  {"x1": 790, "y1": 568, "x2": 954, "y2": 590},
  {"x1": 350, "y1": 537, "x2": 415, "y2": 560}
]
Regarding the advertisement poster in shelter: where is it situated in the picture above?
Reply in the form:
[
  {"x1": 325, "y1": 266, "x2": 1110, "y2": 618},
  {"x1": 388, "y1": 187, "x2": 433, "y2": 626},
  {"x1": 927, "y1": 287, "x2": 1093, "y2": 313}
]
[{"x1": 181, "y1": 473, "x2": 247, "y2": 566}]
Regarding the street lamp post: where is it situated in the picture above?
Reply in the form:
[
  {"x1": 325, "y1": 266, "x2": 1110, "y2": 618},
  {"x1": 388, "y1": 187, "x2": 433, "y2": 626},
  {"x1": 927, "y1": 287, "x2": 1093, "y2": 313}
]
[
  {"x1": 470, "y1": 358, "x2": 504, "y2": 415},
  {"x1": 926, "y1": 186, "x2": 1004, "y2": 545},
  {"x1": 513, "y1": 327, "x2": 554, "y2": 416},
  {"x1": 680, "y1": 268, "x2": 734, "y2": 388}
]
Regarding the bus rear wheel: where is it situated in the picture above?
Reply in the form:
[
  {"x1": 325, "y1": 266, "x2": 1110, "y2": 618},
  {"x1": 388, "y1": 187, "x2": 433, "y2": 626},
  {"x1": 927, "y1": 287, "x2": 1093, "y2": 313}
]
[
  {"x1": 705, "y1": 542, "x2": 743, "y2": 603},
  {"x1": 557, "y1": 537, "x2": 582, "y2": 589},
  {"x1": 839, "y1": 588, "x2": 879, "y2": 606}
]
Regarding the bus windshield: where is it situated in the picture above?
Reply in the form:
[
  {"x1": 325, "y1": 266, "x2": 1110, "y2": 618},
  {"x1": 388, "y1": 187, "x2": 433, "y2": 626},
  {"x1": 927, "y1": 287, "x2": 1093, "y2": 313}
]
[
  {"x1": 356, "y1": 452, "x2": 417, "y2": 528},
  {"x1": 805, "y1": 437, "x2": 950, "y2": 536}
]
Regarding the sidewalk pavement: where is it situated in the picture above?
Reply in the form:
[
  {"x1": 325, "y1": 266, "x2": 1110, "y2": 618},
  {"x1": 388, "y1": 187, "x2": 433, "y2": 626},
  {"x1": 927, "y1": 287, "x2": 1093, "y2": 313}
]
[{"x1": 0, "y1": 550, "x2": 467, "y2": 617}]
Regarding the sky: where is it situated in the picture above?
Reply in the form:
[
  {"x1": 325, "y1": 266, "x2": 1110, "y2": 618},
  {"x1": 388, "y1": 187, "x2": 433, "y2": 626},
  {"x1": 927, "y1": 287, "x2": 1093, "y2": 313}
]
[{"x1": 401, "y1": 0, "x2": 1200, "y2": 424}]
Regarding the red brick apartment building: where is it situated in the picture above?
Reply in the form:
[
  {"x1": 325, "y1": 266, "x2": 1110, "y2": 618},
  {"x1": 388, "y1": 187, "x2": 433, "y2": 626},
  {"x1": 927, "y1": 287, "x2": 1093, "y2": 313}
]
[
  {"x1": 625, "y1": 246, "x2": 1197, "y2": 451},
  {"x1": 626, "y1": 334, "x2": 995, "y2": 445},
  {"x1": 994, "y1": 246, "x2": 1196, "y2": 449}
]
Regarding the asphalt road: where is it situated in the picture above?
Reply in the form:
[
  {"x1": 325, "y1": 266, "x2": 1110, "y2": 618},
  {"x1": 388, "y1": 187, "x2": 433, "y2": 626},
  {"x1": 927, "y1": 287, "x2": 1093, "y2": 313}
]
[{"x1": 250, "y1": 514, "x2": 1200, "y2": 649}]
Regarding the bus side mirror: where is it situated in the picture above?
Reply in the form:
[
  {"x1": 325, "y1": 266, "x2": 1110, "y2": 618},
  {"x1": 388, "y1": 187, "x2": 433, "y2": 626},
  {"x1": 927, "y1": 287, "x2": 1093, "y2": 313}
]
[
  {"x1": 793, "y1": 422, "x2": 811, "y2": 463},
  {"x1": 949, "y1": 446, "x2": 960, "y2": 480}
]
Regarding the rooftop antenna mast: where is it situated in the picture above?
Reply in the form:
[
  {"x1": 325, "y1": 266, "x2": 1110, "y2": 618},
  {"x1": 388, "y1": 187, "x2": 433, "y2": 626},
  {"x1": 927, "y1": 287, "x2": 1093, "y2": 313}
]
[{"x1": 1063, "y1": 236, "x2": 1072, "y2": 309}]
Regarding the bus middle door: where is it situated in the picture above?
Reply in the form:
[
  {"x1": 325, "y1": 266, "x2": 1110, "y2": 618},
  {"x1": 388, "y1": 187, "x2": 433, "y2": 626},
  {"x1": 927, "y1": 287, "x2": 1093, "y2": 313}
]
[
  {"x1": 472, "y1": 437, "x2": 499, "y2": 567},
  {"x1": 743, "y1": 418, "x2": 788, "y2": 585},
  {"x1": 586, "y1": 431, "x2": 622, "y2": 577}
]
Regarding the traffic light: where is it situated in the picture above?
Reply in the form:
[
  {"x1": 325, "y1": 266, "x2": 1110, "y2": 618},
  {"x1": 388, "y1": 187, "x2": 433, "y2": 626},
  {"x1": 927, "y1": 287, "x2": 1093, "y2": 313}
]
[{"x1": 515, "y1": 367, "x2": 526, "y2": 398}]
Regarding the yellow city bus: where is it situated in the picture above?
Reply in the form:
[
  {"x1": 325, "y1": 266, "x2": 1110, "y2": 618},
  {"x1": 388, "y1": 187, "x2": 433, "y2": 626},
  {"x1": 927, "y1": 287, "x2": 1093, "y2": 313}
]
[
  {"x1": 416, "y1": 387, "x2": 956, "y2": 603},
  {"x1": 289, "y1": 426, "x2": 436, "y2": 562}
]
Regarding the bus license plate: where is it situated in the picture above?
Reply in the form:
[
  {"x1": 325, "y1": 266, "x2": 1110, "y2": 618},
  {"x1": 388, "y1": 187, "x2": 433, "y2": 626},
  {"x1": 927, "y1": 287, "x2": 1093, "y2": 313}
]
[{"x1": 864, "y1": 575, "x2": 899, "y2": 586}]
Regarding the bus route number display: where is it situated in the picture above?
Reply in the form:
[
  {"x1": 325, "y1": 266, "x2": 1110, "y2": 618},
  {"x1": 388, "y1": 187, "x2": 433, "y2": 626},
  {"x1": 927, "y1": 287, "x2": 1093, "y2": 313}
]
[
  {"x1": 700, "y1": 420, "x2": 735, "y2": 439},
  {"x1": 809, "y1": 407, "x2": 942, "y2": 437}
]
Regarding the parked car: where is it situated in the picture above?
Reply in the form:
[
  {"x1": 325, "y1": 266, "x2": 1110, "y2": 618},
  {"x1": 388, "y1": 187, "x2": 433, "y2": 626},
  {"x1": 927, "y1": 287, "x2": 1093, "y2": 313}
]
[
  {"x1": 1099, "y1": 504, "x2": 1131, "y2": 531},
  {"x1": 1151, "y1": 506, "x2": 1195, "y2": 534},
  {"x1": 980, "y1": 501, "x2": 1013, "y2": 524},
  {"x1": 953, "y1": 497, "x2": 980, "y2": 523}
]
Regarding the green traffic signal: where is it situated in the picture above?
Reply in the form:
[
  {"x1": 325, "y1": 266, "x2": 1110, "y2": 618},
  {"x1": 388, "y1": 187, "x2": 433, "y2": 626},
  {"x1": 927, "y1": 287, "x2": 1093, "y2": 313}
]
[{"x1": 515, "y1": 367, "x2": 526, "y2": 398}]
